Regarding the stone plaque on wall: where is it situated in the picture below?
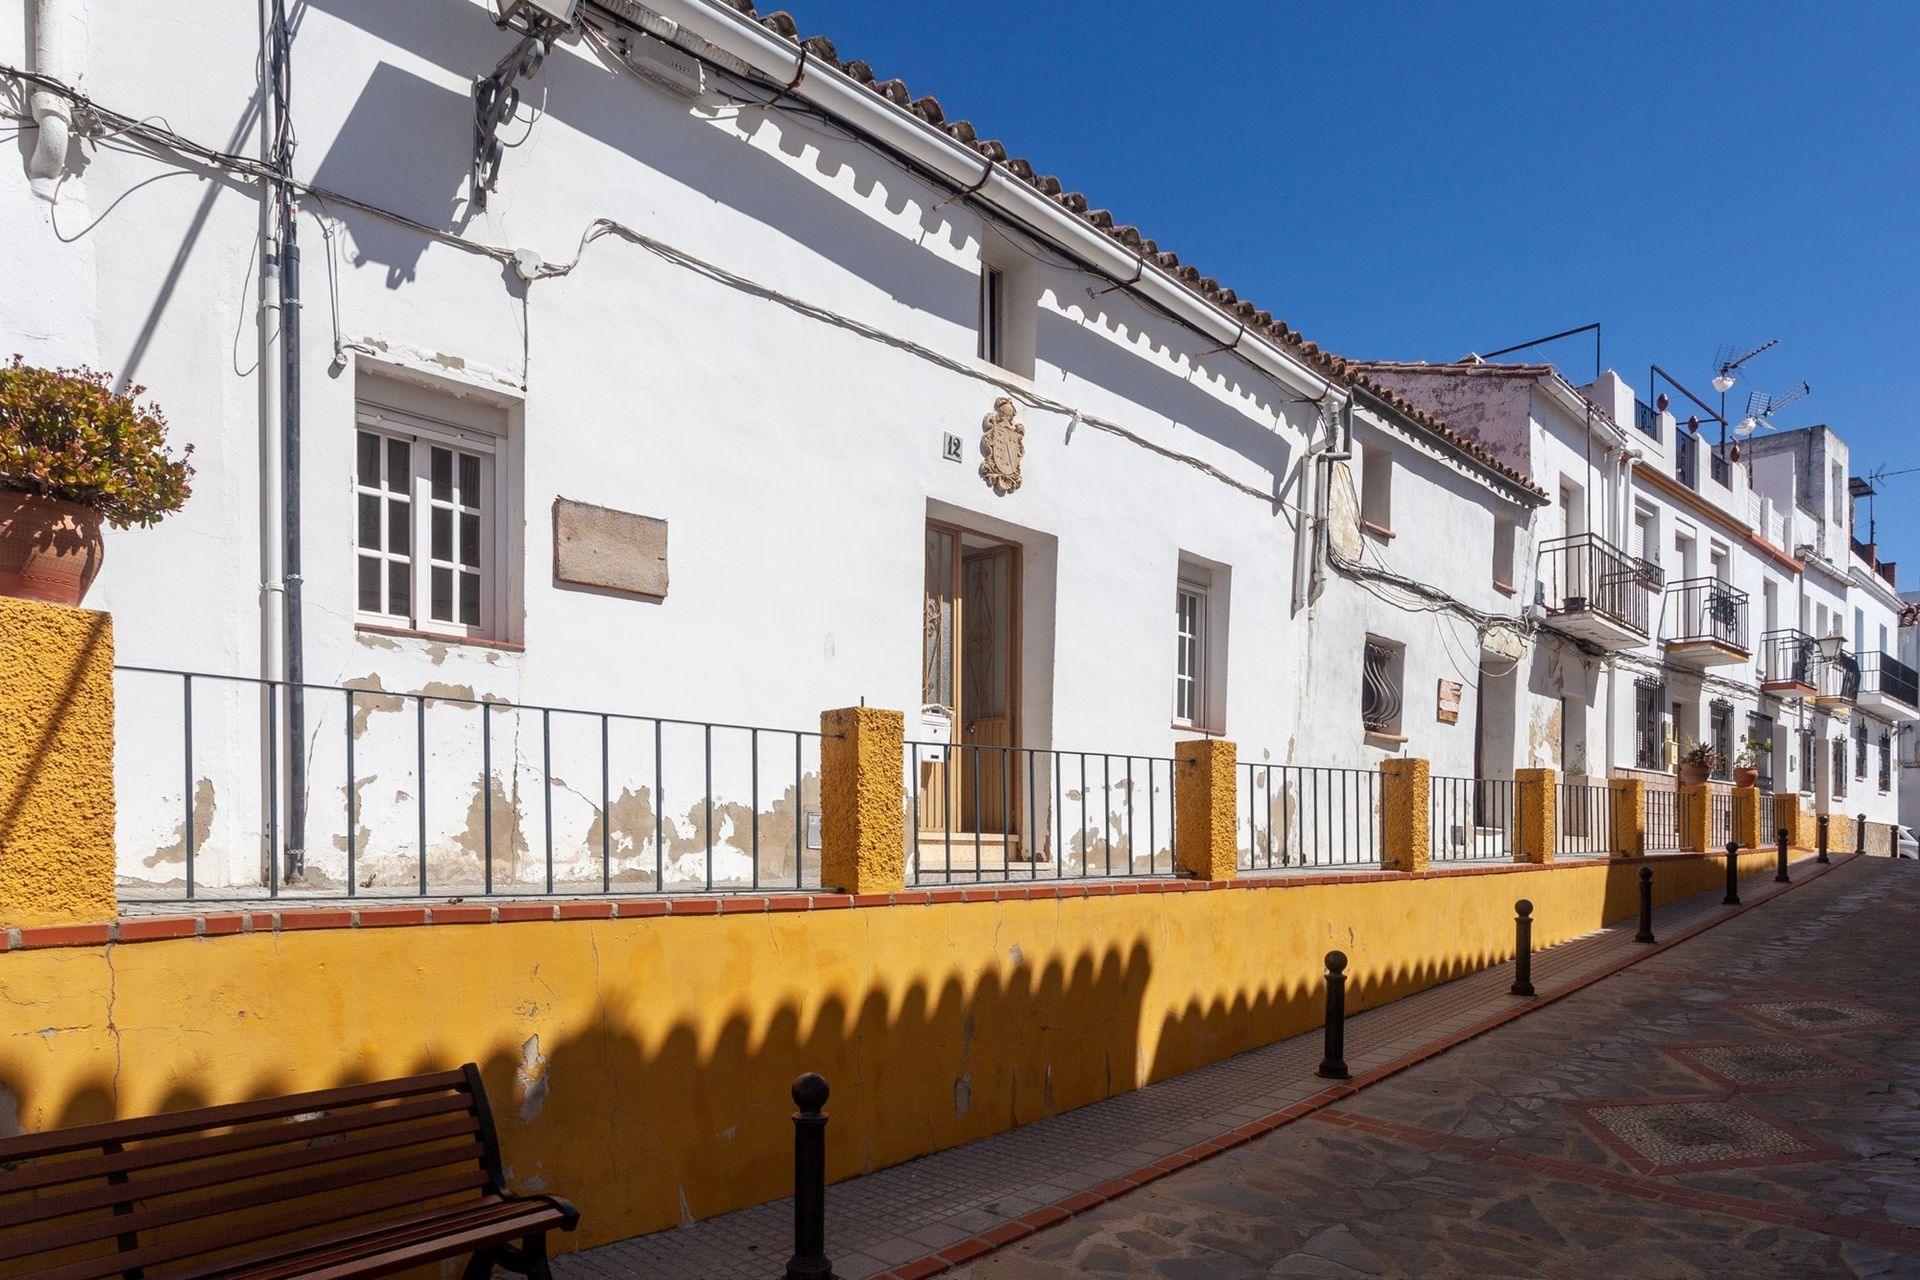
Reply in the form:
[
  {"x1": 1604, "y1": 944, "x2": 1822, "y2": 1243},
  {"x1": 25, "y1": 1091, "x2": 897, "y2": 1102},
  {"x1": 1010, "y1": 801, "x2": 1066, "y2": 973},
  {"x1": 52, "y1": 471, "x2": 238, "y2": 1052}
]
[
  {"x1": 553, "y1": 498, "x2": 668, "y2": 599},
  {"x1": 1437, "y1": 678, "x2": 1463, "y2": 724}
]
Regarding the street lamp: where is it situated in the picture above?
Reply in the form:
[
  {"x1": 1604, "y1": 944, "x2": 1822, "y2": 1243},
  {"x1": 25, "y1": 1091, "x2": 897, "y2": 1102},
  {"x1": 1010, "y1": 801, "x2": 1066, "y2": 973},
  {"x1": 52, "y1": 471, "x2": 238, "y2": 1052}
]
[{"x1": 1817, "y1": 633, "x2": 1845, "y2": 663}]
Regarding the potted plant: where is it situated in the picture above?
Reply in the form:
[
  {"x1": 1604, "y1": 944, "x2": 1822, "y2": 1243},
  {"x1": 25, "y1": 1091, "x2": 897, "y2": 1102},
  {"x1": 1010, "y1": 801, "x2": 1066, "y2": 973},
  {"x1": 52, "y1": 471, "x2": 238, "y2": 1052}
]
[
  {"x1": 0, "y1": 357, "x2": 193, "y2": 604},
  {"x1": 1731, "y1": 735, "x2": 1769, "y2": 789},
  {"x1": 1677, "y1": 736, "x2": 1721, "y2": 787}
]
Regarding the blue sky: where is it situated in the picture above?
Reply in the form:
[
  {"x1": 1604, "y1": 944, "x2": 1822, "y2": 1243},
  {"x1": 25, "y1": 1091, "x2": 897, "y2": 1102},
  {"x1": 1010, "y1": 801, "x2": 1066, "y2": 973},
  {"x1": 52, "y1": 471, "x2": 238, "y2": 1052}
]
[{"x1": 793, "y1": 1, "x2": 1920, "y2": 571}]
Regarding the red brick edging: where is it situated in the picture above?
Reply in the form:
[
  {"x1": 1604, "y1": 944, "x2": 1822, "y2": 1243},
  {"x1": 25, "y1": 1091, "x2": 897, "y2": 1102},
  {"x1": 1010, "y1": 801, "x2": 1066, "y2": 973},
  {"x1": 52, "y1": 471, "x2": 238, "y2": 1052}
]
[{"x1": 8, "y1": 849, "x2": 1764, "y2": 952}]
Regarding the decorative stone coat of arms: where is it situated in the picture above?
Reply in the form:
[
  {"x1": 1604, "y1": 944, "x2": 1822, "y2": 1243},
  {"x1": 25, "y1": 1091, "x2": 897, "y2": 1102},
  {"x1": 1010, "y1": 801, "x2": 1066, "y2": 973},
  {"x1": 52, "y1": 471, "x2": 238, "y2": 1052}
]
[{"x1": 979, "y1": 397, "x2": 1025, "y2": 495}]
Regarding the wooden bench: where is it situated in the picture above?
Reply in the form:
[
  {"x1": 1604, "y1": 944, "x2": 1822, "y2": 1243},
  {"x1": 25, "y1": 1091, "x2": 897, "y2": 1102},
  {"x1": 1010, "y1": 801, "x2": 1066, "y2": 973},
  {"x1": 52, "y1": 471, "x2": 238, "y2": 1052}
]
[{"x1": 0, "y1": 1063, "x2": 578, "y2": 1279}]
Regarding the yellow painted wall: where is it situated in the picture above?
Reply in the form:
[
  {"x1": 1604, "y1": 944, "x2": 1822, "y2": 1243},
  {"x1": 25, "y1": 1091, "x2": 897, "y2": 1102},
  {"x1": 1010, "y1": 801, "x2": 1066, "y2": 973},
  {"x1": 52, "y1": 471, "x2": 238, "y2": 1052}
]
[
  {"x1": 0, "y1": 851, "x2": 1775, "y2": 1253},
  {"x1": 0, "y1": 598, "x2": 115, "y2": 925}
]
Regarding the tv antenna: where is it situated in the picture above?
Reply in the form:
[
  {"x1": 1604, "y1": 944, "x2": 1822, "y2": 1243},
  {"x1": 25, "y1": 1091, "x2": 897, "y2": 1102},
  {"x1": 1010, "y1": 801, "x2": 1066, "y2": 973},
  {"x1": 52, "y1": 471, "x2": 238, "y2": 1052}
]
[
  {"x1": 1733, "y1": 382, "x2": 1811, "y2": 437},
  {"x1": 1711, "y1": 340, "x2": 1778, "y2": 394}
]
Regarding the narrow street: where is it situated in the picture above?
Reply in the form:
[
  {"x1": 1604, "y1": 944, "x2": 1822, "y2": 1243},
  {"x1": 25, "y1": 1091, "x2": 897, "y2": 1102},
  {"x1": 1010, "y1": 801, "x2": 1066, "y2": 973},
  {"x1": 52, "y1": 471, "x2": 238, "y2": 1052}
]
[{"x1": 955, "y1": 856, "x2": 1920, "y2": 1278}]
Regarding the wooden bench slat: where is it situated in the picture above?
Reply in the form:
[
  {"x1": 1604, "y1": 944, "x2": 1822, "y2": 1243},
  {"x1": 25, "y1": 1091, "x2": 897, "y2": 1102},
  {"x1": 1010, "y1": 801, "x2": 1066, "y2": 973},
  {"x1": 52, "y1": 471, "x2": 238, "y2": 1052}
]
[
  {"x1": 31, "y1": 1169, "x2": 492, "y2": 1280},
  {"x1": 275, "y1": 1206, "x2": 570, "y2": 1280},
  {"x1": 0, "y1": 1069, "x2": 470, "y2": 1164},
  {"x1": 0, "y1": 1113, "x2": 481, "y2": 1231},
  {"x1": 3, "y1": 1142, "x2": 487, "y2": 1262},
  {"x1": 185, "y1": 1199, "x2": 572, "y2": 1280},
  {"x1": 0, "y1": 1092, "x2": 477, "y2": 1199}
]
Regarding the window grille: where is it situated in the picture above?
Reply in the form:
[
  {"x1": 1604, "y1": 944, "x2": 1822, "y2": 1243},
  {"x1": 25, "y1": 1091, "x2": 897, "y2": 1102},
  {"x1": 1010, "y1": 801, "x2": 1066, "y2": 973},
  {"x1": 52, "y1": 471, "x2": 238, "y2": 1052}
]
[
  {"x1": 1361, "y1": 640, "x2": 1402, "y2": 734},
  {"x1": 1880, "y1": 731, "x2": 1892, "y2": 792},
  {"x1": 1833, "y1": 737, "x2": 1849, "y2": 799}
]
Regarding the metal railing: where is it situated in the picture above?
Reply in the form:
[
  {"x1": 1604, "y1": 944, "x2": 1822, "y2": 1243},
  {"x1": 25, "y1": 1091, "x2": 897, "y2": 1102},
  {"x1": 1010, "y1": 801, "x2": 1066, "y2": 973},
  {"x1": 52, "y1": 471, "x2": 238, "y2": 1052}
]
[
  {"x1": 1537, "y1": 533, "x2": 1650, "y2": 637},
  {"x1": 907, "y1": 743, "x2": 1178, "y2": 883},
  {"x1": 1555, "y1": 781, "x2": 1616, "y2": 857},
  {"x1": 1860, "y1": 650, "x2": 1920, "y2": 709},
  {"x1": 1665, "y1": 577, "x2": 1749, "y2": 653},
  {"x1": 114, "y1": 667, "x2": 826, "y2": 902},
  {"x1": 1760, "y1": 629, "x2": 1817, "y2": 687},
  {"x1": 1646, "y1": 786, "x2": 1683, "y2": 852},
  {"x1": 1816, "y1": 649, "x2": 1861, "y2": 702},
  {"x1": 1429, "y1": 776, "x2": 1515, "y2": 862},
  {"x1": 1239, "y1": 763, "x2": 1379, "y2": 871},
  {"x1": 1676, "y1": 429, "x2": 1698, "y2": 489},
  {"x1": 1758, "y1": 789, "x2": 1776, "y2": 843}
]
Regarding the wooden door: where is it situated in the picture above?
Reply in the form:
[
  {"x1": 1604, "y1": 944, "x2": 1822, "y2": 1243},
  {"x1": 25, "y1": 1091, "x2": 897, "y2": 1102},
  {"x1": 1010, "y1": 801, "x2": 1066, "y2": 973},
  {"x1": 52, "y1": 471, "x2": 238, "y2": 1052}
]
[{"x1": 917, "y1": 526, "x2": 1019, "y2": 841}]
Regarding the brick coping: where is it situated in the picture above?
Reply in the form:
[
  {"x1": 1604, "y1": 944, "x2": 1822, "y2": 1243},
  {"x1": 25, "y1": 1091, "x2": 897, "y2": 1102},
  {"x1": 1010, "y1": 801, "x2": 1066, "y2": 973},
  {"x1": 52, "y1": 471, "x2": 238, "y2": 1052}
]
[{"x1": 7, "y1": 848, "x2": 1781, "y2": 953}]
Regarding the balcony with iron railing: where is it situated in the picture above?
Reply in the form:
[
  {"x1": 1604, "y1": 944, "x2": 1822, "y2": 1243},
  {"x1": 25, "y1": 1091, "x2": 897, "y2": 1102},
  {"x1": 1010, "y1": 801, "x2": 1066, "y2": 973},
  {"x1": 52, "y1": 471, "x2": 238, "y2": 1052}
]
[
  {"x1": 1759, "y1": 629, "x2": 1819, "y2": 695},
  {"x1": 1814, "y1": 646, "x2": 1861, "y2": 708},
  {"x1": 1536, "y1": 533, "x2": 1650, "y2": 649},
  {"x1": 1857, "y1": 650, "x2": 1920, "y2": 717},
  {"x1": 1663, "y1": 577, "x2": 1749, "y2": 668}
]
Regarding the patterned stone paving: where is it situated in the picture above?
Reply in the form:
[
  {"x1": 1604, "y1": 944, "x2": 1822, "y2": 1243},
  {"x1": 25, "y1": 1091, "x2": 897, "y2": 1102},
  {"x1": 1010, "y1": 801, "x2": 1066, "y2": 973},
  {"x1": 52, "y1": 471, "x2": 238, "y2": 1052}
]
[
  {"x1": 560, "y1": 853, "x2": 1846, "y2": 1279},
  {"x1": 956, "y1": 855, "x2": 1920, "y2": 1278},
  {"x1": 1574, "y1": 1099, "x2": 1824, "y2": 1173}
]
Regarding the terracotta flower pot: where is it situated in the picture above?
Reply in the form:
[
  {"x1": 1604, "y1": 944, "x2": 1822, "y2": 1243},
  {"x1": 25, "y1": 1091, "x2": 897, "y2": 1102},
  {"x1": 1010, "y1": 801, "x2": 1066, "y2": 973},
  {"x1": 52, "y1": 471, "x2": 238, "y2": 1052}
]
[
  {"x1": 1679, "y1": 762, "x2": 1710, "y2": 786},
  {"x1": 0, "y1": 491, "x2": 105, "y2": 605},
  {"x1": 1733, "y1": 767, "x2": 1760, "y2": 789}
]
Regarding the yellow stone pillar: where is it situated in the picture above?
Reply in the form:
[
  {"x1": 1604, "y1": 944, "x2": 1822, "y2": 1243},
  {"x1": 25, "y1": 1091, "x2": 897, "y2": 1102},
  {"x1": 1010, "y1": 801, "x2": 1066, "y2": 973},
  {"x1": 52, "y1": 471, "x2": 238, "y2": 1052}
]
[
  {"x1": 1732, "y1": 787, "x2": 1760, "y2": 850},
  {"x1": 1379, "y1": 757, "x2": 1429, "y2": 873},
  {"x1": 819, "y1": 706, "x2": 905, "y2": 895},
  {"x1": 1773, "y1": 792, "x2": 1802, "y2": 849},
  {"x1": 1514, "y1": 767, "x2": 1556, "y2": 864},
  {"x1": 1174, "y1": 738, "x2": 1237, "y2": 881},
  {"x1": 1681, "y1": 783, "x2": 1712, "y2": 852},
  {"x1": 0, "y1": 598, "x2": 117, "y2": 926},
  {"x1": 1610, "y1": 778, "x2": 1645, "y2": 858}
]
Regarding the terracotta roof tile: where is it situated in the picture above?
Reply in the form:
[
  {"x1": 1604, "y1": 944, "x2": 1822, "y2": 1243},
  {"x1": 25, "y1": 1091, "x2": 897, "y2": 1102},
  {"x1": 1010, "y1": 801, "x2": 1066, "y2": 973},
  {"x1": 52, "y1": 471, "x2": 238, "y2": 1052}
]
[{"x1": 719, "y1": 1, "x2": 1546, "y2": 499}]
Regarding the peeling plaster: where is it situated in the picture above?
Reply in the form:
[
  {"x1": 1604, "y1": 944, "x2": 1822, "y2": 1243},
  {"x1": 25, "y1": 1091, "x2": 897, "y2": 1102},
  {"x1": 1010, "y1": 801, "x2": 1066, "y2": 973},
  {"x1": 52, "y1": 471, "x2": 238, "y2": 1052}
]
[
  {"x1": 147, "y1": 778, "x2": 215, "y2": 869},
  {"x1": 516, "y1": 1033, "x2": 549, "y2": 1123}
]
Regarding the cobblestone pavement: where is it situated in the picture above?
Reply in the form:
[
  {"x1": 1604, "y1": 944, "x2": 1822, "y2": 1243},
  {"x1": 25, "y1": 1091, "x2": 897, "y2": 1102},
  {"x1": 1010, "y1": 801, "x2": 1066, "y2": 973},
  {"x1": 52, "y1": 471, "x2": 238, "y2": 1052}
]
[
  {"x1": 560, "y1": 853, "x2": 1848, "y2": 1279},
  {"x1": 956, "y1": 855, "x2": 1920, "y2": 1279}
]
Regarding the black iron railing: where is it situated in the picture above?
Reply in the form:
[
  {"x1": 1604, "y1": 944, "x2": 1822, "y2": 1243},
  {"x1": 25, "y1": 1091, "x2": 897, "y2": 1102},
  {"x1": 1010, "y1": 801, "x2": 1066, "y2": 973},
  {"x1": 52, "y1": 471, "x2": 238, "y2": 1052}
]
[
  {"x1": 1760, "y1": 629, "x2": 1818, "y2": 687},
  {"x1": 1240, "y1": 763, "x2": 1379, "y2": 870},
  {"x1": 115, "y1": 666, "x2": 826, "y2": 902},
  {"x1": 1881, "y1": 734, "x2": 1893, "y2": 793},
  {"x1": 1646, "y1": 787, "x2": 1682, "y2": 851},
  {"x1": 1708, "y1": 790, "x2": 1734, "y2": 848},
  {"x1": 906, "y1": 743, "x2": 1179, "y2": 883},
  {"x1": 1537, "y1": 533, "x2": 1650, "y2": 637},
  {"x1": 1665, "y1": 577, "x2": 1749, "y2": 653},
  {"x1": 1676, "y1": 429, "x2": 1698, "y2": 488},
  {"x1": 1758, "y1": 790, "x2": 1776, "y2": 843},
  {"x1": 1860, "y1": 650, "x2": 1920, "y2": 709},
  {"x1": 1556, "y1": 782, "x2": 1615, "y2": 857},
  {"x1": 1429, "y1": 776, "x2": 1515, "y2": 862},
  {"x1": 1816, "y1": 648, "x2": 1861, "y2": 702}
]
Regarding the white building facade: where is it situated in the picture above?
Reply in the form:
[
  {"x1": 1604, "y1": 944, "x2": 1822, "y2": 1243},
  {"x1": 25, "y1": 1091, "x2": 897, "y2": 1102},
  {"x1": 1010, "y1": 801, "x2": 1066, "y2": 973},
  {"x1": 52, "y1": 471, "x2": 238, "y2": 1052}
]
[{"x1": 3, "y1": 0, "x2": 1908, "y2": 896}]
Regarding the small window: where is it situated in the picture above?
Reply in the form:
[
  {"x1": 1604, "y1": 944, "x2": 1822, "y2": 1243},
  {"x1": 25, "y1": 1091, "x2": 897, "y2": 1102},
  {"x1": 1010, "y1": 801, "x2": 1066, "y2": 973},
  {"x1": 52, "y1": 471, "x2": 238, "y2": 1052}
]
[
  {"x1": 1833, "y1": 737, "x2": 1849, "y2": 799},
  {"x1": 1856, "y1": 724, "x2": 1869, "y2": 779},
  {"x1": 1492, "y1": 516, "x2": 1516, "y2": 592},
  {"x1": 1361, "y1": 635, "x2": 1405, "y2": 740},
  {"x1": 978, "y1": 265, "x2": 1005, "y2": 368},
  {"x1": 1633, "y1": 684, "x2": 1663, "y2": 769},
  {"x1": 355, "y1": 375, "x2": 511, "y2": 640},
  {"x1": 1173, "y1": 580, "x2": 1206, "y2": 728},
  {"x1": 1880, "y1": 731, "x2": 1892, "y2": 792},
  {"x1": 1361, "y1": 444, "x2": 1393, "y2": 538},
  {"x1": 1171, "y1": 557, "x2": 1229, "y2": 732}
]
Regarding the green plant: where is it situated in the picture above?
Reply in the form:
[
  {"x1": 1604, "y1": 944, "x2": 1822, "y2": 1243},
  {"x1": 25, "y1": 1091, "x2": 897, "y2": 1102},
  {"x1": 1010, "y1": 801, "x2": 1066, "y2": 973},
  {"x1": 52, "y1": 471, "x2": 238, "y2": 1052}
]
[
  {"x1": 1678, "y1": 735, "x2": 1722, "y2": 771},
  {"x1": 1733, "y1": 735, "x2": 1771, "y2": 769},
  {"x1": 0, "y1": 357, "x2": 193, "y2": 527}
]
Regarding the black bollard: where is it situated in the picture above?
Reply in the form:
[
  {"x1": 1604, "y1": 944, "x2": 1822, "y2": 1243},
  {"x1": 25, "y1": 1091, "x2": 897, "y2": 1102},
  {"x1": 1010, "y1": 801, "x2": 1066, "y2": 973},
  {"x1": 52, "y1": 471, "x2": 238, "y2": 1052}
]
[
  {"x1": 1511, "y1": 900, "x2": 1535, "y2": 997},
  {"x1": 1858, "y1": 812, "x2": 1868, "y2": 857},
  {"x1": 1723, "y1": 841, "x2": 1741, "y2": 906},
  {"x1": 1316, "y1": 950, "x2": 1350, "y2": 1080},
  {"x1": 1775, "y1": 826, "x2": 1790, "y2": 883},
  {"x1": 785, "y1": 1074, "x2": 834, "y2": 1280},
  {"x1": 1635, "y1": 867, "x2": 1656, "y2": 943},
  {"x1": 1817, "y1": 814, "x2": 1830, "y2": 864}
]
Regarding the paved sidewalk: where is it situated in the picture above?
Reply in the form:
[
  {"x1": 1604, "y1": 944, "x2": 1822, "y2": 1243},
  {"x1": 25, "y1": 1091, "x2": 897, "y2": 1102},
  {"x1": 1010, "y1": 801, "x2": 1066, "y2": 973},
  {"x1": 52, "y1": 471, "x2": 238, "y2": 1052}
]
[
  {"x1": 559, "y1": 852, "x2": 1837, "y2": 1280},
  {"x1": 957, "y1": 853, "x2": 1919, "y2": 1278}
]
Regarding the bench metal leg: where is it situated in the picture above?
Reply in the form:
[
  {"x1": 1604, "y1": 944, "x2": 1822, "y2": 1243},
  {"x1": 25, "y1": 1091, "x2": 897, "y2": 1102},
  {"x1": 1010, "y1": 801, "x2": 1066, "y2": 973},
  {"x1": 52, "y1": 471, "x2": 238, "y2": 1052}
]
[
  {"x1": 462, "y1": 1248, "x2": 504, "y2": 1279},
  {"x1": 514, "y1": 1233, "x2": 555, "y2": 1280}
]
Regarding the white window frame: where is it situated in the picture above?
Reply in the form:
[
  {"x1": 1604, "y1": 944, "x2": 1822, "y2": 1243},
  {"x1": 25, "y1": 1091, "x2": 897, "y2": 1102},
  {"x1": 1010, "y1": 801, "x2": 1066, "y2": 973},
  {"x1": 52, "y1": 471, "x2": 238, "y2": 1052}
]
[
  {"x1": 354, "y1": 399, "x2": 508, "y2": 641},
  {"x1": 1173, "y1": 577, "x2": 1208, "y2": 729},
  {"x1": 978, "y1": 264, "x2": 1006, "y2": 368}
]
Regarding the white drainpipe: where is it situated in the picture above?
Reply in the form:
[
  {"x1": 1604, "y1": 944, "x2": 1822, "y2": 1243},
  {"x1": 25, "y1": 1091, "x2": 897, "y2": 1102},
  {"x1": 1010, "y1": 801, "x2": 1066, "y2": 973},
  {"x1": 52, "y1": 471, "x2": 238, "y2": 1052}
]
[{"x1": 29, "y1": 0, "x2": 83, "y2": 199}]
